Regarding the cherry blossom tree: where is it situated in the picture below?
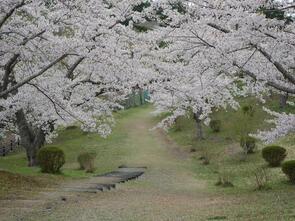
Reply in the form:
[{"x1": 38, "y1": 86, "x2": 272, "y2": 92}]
[
  {"x1": 148, "y1": 0, "x2": 294, "y2": 142},
  {"x1": 1, "y1": 0, "x2": 294, "y2": 169},
  {"x1": 143, "y1": 1, "x2": 240, "y2": 140},
  {"x1": 148, "y1": 52, "x2": 239, "y2": 140},
  {"x1": 0, "y1": 0, "x2": 150, "y2": 166}
]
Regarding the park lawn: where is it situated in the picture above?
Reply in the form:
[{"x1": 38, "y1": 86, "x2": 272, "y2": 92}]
[
  {"x1": 163, "y1": 96, "x2": 295, "y2": 219},
  {"x1": 0, "y1": 101, "x2": 294, "y2": 220},
  {"x1": 0, "y1": 107, "x2": 149, "y2": 178},
  {"x1": 22, "y1": 99, "x2": 295, "y2": 221},
  {"x1": 166, "y1": 96, "x2": 295, "y2": 190},
  {"x1": 0, "y1": 106, "x2": 151, "y2": 198}
]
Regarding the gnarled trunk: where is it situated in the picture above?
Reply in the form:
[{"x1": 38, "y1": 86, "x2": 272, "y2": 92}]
[
  {"x1": 15, "y1": 109, "x2": 45, "y2": 166},
  {"x1": 193, "y1": 111, "x2": 204, "y2": 141}
]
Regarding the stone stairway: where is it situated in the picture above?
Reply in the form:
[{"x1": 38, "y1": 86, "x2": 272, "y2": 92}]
[
  {"x1": 0, "y1": 166, "x2": 146, "y2": 220},
  {"x1": 62, "y1": 166, "x2": 146, "y2": 193}
]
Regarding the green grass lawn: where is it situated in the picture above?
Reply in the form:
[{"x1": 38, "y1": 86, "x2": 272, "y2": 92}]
[
  {"x1": 152, "y1": 96, "x2": 295, "y2": 220},
  {"x1": 166, "y1": 96, "x2": 295, "y2": 194},
  {"x1": 1, "y1": 100, "x2": 295, "y2": 220},
  {"x1": 0, "y1": 106, "x2": 151, "y2": 179}
]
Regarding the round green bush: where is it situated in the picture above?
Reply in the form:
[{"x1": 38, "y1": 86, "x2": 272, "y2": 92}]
[
  {"x1": 209, "y1": 120, "x2": 221, "y2": 133},
  {"x1": 77, "y1": 152, "x2": 97, "y2": 173},
  {"x1": 262, "y1": 146, "x2": 287, "y2": 167},
  {"x1": 37, "y1": 147, "x2": 65, "y2": 174},
  {"x1": 282, "y1": 160, "x2": 295, "y2": 184},
  {"x1": 241, "y1": 104, "x2": 254, "y2": 116},
  {"x1": 240, "y1": 136, "x2": 256, "y2": 154}
]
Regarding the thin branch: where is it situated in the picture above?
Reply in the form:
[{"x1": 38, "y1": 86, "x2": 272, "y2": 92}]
[
  {"x1": 27, "y1": 83, "x2": 89, "y2": 124},
  {"x1": 28, "y1": 83, "x2": 65, "y2": 120},
  {"x1": 241, "y1": 48, "x2": 257, "y2": 68},
  {"x1": 227, "y1": 46, "x2": 252, "y2": 54},
  {"x1": 189, "y1": 30, "x2": 216, "y2": 48}
]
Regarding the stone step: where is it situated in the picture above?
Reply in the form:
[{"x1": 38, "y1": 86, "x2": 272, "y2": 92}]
[
  {"x1": 63, "y1": 167, "x2": 146, "y2": 193},
  {"x1": 62, "y1": 187, "x2": 102, "y2": 193}
]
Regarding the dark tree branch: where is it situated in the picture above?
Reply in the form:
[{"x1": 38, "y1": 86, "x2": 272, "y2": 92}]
[
  {"x1": 0, "y1": 0, "x2": 25, "y2": 29},
  {"x1": 0, "y1": 31, "x2": 47, "y2": 98},
  {"x1": 204, "y1": 23, "x2": 295, "y2": 91},
  {"x1": 278, "y1": 5, "x2": 295, "y2": 10},
  {"x1": 207, "y1": 23, "x2": 230, "y2": 33},
  {"x1": 66, "y1": 57, "x2": 85, "y2": 80},
  {"x1": 233, "y1": 61, "x2": 295, "y2": 94},
  {"x1": 20, "y1": 30, "x2": 46, "y2": 46},
  {"x1": 207, "y1": 23, "x2": 279, "y2": 41},
  {"x1": 0, "y1": 54, "x2": 69, "y2": 98},
  {"x1": 251, "y1": 43, "x2": 295, "y2": 84},
  {"x1": 92, "y1": 20, "x2": 121, "y2": 41},
  {"x1": 1, "y1": 54, "x2": 20, "y2": 93}
]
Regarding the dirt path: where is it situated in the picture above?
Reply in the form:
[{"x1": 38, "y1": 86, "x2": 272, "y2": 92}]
[{"x1": 0, "y1": 108, "x2": 235, "y2": 221}]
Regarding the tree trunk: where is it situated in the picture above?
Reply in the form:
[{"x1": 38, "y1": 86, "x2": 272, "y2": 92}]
[
  {"x1": 269, "y1": 89, "x2": 274, "y2": 98},
  {"x1": 132, "y1": 90, "x2": 136, "y2": 107},
  {"x1": 15, "y1": 109, "x2": 46, "y2": 166},
  {"x1": 279, "y1": 93, "x2": 288, "y2": 109},
  {"x1": 193, "y1": 111, "x2": 204, "y2": 140},
  {"x1": 139, "y1": 88, "x2": 144, "y2": 105}
]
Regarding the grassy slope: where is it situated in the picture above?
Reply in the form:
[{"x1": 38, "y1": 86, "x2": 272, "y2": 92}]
[
  {"x1": 0, "y1": 107, "x2": 151, "y2": 179},
  {"x1": 0, "y1": 106, "x2": 154, "y2": 199},
  {"x1": 165, "y1": 96, "x2": 295, "y2": 219}
]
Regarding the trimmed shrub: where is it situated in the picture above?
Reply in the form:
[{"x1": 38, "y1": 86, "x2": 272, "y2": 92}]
[
  {"x1": 65, "y1": 125, "x2": 78, "y2": 130},
  {"x1": 240, "y1": 135, "x2": 256, "y2": 154},
  {"x1": 37, "y1": 147, "x2": 65, "y2": 174},
  {"x1": 282, "y1": 160, "x2": 295, "y2": 184},
  {"x1": 77, "y1": 152, "x2": 97, "y2": 173},
  {"x1": 262, "y1": 146, "x2": 287, "y2": 167},
  {"x1": 241, "y1": 104, "x2": 255, "y2": 116},
  {"x1": 209, "y1": 120, "x2": 221, "y2": 133}
]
